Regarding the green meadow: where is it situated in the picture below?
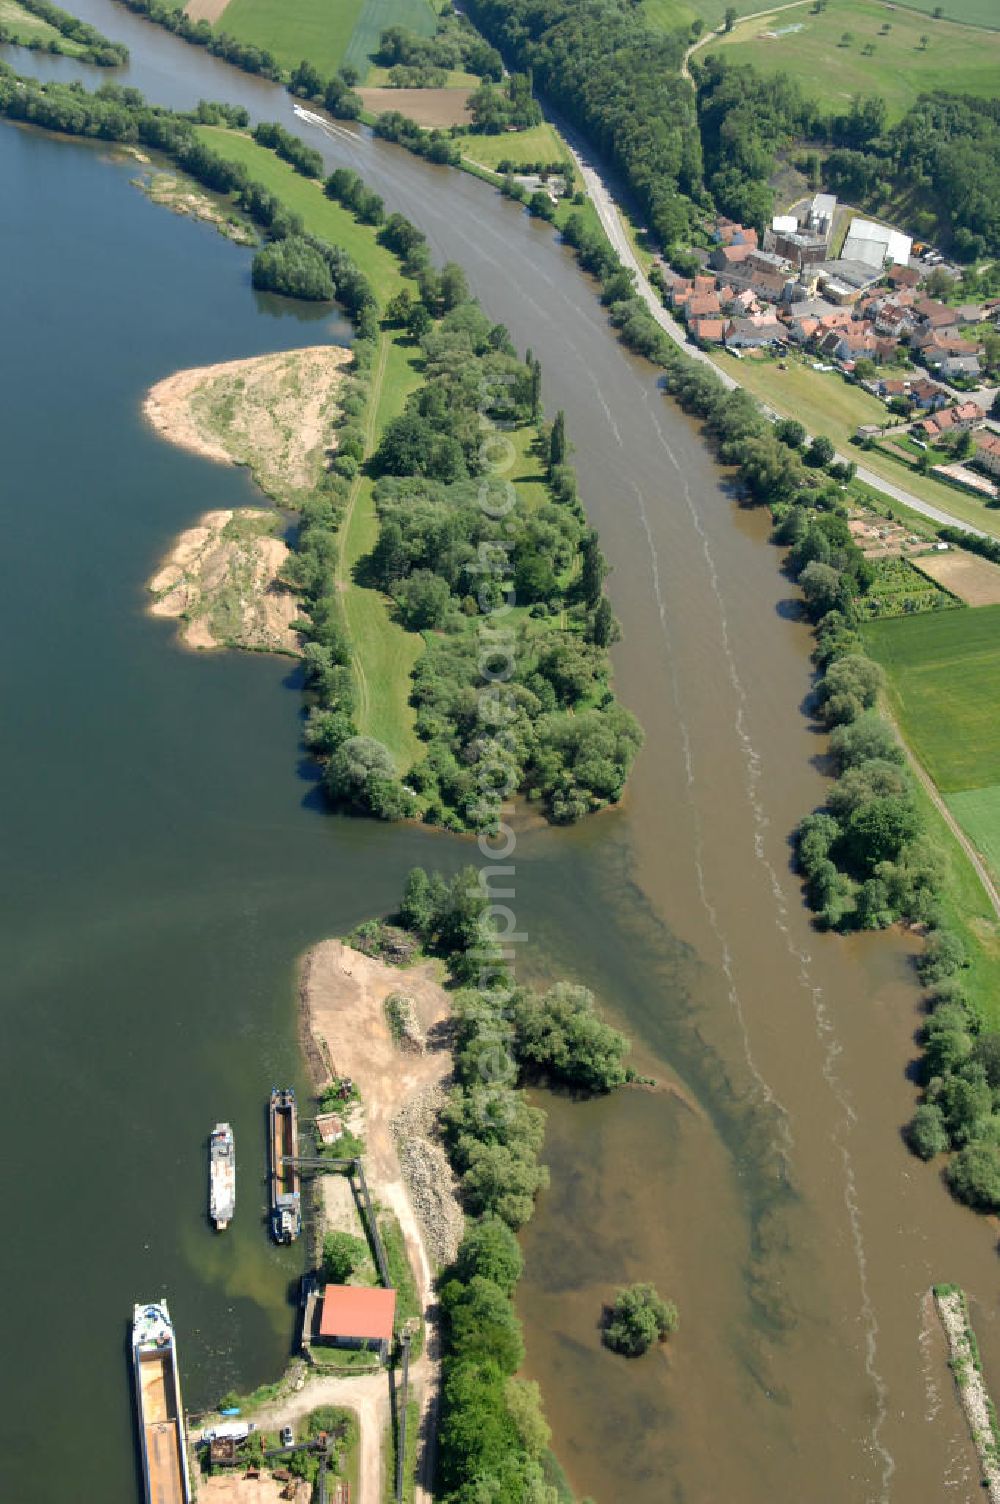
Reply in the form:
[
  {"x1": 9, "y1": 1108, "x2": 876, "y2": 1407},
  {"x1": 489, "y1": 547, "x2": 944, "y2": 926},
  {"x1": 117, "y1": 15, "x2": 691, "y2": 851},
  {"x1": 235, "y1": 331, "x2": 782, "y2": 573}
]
[
  {"x1": 702, "y1": 0, "x2": 1000, "y2": 122},
  {"x1": 863, "y1": 606, "x2": 1000, "y2": 793},
  {"x1": 212, "y1": 0, "x2": 435, "y2": 78}
]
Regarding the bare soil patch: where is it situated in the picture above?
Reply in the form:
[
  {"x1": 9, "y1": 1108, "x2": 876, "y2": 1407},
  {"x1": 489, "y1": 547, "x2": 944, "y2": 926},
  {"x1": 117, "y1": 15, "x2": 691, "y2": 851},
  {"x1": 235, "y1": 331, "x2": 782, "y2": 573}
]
[
  {"x1": 199, "y1": 1476, "x2": 306, "y2": 1504},
  {"x1": 912, "y1": 549, "x2": 1000, "y2": 606},
  {"x1": 138, "y1": 171, "x2": 255, "y2": 244},
  {"x1": 358, "y1": 87, "x2": 473, "y2": 127},
  {"x1": 148, "y1": 508, "x2": 300, "y2": 654},
  {"x1": 144, "y1": 346, "x2": 351, "y2": 504},
  {"x1": 184, "y1": 0, "x2": 230, "y2": 21}
]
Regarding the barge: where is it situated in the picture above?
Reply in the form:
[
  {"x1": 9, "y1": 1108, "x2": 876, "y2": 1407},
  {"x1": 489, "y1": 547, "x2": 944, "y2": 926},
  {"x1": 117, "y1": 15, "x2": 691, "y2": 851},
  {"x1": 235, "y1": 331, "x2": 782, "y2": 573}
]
[
  {"x1": 132, "y1": 1300, "x2": 191, "y2": 1504},
  {"x1": 269, "y1": 1087, "x2": 301, "y2": 1243},
  {"x1": 209, "y1": 1121, "x2": 235, "y2": 1230}
]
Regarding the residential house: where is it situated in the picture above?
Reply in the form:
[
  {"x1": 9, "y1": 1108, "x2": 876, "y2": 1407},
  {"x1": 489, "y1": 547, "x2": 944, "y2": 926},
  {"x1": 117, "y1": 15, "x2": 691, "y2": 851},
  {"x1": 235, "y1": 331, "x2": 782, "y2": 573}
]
[
  {"x1": 941, "y1": 353, "x2": 983, "y2": 381},
  {"x1": 973, "y1": 432, "x2": 1000, "y2": 476},
  {"x1": 874, "y1": 378, "x2": 910, "y2": 400},
  {"x1": 669, "y1": 280, "x2": 695, "y2": 310},
  {"x1": 887, "y1": 264, "x2": 921, "y2": 290},
  {"x1": 693, "y1": 274, "x2": 718, "y2": 297},
  {"x1": 872, "y1": 301, "x2": 916, "y2": 339},
  {"x1": 709, "y1": 242, "x2": 753, "y2": 274},
  {"x1": 684, "y1": 292, "x2": 721, "y2": 323},
  {"x1": 725, "y1": 316, "x2": 786, "y2": 350},
  {"x1": 909, "y1": 378, "x2": 948, "y2": 411},
  {"x1": 787, "y1": 315, "x2": 820, "y2": 344},
  {"x1": 915, "y1": 299, "x2": 959, "y2": 331},
  {"x1": 957, "y1": 304, "x2": 988, "y2": 326},
  {"x1": 918, "y1": 402, "x2": 983, "y2": 440},
  {"x1": 712, "y1": 218, "x2": 758, "y2": 248},
  {"x1": 819, "y1": 327, "x2": 879, "y2": 364},
  {"x1": 690, "y1": 316, "x2": 726, "y2": 344}
]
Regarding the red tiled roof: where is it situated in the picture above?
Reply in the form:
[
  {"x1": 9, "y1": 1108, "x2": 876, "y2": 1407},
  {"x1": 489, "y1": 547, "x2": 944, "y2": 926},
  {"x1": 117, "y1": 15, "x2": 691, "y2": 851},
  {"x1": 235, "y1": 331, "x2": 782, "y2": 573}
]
[{"x1": 319, "y1": 1286, "x2": 396, "y2": 1342}]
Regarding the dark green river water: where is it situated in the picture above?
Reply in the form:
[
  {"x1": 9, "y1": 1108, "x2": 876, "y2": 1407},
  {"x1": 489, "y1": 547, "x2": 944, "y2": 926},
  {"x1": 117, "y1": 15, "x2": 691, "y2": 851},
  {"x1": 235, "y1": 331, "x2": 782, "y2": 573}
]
[{"x1": 4, "y1": 24, "x2": 1000, "y2": 1504}]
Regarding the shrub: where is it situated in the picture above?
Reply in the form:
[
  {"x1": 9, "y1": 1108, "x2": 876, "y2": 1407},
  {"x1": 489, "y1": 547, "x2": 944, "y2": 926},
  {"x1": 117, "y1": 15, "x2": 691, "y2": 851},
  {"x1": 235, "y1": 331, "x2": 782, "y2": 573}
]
[
  {"x1": 907, "y1": 1104, "x2": 949, "y2": 1159},
  {"x1": 947, "y1": 1142, "x2": 1000, "y2": 1211},
  {"x1": 602, "y1": 1283, "x2": 678, "y2": 1357},
  {"x1": 323, "y1": 1230, "x2": 367, "y2": 1282}
]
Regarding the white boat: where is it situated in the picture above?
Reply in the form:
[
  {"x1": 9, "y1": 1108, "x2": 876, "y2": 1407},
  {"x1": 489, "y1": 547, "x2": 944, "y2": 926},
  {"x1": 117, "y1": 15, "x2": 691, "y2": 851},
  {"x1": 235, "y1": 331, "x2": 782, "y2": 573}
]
[
  {"x1": 209, "y1": 1122, "x2": 235, "y2": 1230},
  {"x1": 132, "y1": 1300, "x2": 192, "y2": 1504}
]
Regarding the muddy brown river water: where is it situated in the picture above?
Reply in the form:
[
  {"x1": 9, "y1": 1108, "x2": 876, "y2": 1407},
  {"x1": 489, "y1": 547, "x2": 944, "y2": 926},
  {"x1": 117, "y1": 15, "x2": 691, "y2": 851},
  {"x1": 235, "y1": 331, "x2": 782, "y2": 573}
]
[{"x1": 3, "y1": 18, "x2": 1000, "y2": 1502}]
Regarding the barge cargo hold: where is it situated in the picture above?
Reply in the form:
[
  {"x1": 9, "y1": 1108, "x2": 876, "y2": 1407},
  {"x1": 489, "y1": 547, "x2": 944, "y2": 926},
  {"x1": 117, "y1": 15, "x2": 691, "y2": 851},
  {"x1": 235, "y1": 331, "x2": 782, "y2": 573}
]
[
  {"x1": 269, "y1": 1087, "x2": 301, "y2": 1244},
  {"x1": 132, "y1": 1300, "x2": 191, "y2": 1504},
  {"x1": 209, "y1": 1121, "x2": 235, "y2": 1230}
]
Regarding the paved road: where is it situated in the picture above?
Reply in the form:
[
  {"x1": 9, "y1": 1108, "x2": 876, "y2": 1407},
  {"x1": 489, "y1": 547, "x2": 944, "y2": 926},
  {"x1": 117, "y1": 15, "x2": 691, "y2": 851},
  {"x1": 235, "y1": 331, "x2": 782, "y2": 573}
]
[{"x1": 559, "y1": 127, "x2": 990, "y2": 538}]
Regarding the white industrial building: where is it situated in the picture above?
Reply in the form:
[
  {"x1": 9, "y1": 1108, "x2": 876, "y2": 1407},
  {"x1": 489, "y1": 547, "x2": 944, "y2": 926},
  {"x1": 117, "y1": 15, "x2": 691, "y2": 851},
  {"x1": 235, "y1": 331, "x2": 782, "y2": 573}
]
[{"x1": 841, "y1": 217, "x2": 912, "y2": 269}]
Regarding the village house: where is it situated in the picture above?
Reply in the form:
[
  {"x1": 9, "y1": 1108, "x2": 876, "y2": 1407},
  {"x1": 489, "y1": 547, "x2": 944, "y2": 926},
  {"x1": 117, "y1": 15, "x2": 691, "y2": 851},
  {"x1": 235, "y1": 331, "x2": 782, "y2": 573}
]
[
  {"x1": 914, "y1": 298, "x2": 960, "y2": 331},
  {"x1": 690, "y1": 316, "x2": 726, "y2": 344},
  {"x1": 711, "y1": 217, "x2": 758, "y2": 248},
  {"x1": 819, "y1": 327, "x2": 879, "y2": 364},
  {"x1": 917, "y1": 402, "x2": 984, "y2": 440},
  {"x1": 940, "y1": 352, "x2": 984, "y2": 381},
  {"x1": 887, "y1": 264, "x2": 921, "y2": 291},
  {"x1": 973, "y1": 431, "x2": 1000, "y2": 476},
  {"x1": 909, "y1": 378, "x2": 949, "y2": 410},
  {"x1": 725, "y1": 316, "x2": 786, "y2": 350},
  {"x1": 708, "y1": 241, "x2": 753, "y2": 274},
  {"x1": 684, "y1": 292, "x2": 722, "y2": 324}
]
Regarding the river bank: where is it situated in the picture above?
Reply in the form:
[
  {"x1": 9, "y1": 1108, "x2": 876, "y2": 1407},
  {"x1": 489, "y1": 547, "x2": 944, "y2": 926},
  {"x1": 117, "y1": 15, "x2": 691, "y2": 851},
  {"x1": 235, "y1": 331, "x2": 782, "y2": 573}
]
[{"x1": 7, "y1": 37, "x2": 1000, "y2": 1504}]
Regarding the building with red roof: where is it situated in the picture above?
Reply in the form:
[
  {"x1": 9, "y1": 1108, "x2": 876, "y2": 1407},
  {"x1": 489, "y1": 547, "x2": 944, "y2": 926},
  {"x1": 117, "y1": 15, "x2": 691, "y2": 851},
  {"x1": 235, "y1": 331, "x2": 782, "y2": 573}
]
[{"x1": 318, "y1": 1286, "x2": 397, "y2": 1361}]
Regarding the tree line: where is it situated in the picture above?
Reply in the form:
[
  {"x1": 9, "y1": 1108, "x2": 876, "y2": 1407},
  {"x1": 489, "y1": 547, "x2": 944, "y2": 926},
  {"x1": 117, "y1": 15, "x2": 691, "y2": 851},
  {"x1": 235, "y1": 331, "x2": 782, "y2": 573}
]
[
  {"x1": 559, "y1": 200, "x2": 1000, "y2": 1219},
  {"x1": 391, "y1": 865, "x2": 629, "y2": 1501},
  {"x1": 7, "y1": 0, "x2": 128, "y2": 65}
]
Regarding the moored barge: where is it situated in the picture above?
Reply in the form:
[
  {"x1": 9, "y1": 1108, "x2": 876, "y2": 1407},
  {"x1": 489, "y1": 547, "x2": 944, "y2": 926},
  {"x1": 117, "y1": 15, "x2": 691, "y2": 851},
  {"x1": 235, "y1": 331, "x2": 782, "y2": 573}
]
[
  {"x1": 269, "y1": 1087, "x2": 301, "y2": 1243},
  {"x1": 132, "y1": 1300, "x2": 191, "y2": 1504}
]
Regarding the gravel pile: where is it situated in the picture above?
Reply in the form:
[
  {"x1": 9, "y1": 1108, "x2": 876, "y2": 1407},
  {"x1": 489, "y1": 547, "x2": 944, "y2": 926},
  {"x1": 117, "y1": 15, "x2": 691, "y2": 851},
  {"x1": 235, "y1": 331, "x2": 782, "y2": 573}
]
[{"x1": 393, "y1": 1086, "x2": 464, "y2": 1268}]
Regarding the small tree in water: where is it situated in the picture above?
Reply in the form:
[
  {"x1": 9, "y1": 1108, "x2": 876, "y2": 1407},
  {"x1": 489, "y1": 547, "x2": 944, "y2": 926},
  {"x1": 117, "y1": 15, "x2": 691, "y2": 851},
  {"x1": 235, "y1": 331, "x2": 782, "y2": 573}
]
[{"x1": 602, "y1": 1283, "x2": 678, "y2": 1356}]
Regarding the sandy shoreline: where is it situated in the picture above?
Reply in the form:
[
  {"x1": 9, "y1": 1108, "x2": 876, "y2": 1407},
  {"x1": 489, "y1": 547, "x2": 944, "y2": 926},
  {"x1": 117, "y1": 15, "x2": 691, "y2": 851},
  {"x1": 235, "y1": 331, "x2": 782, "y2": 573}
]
[
  {"x1": 147, "y1": 506, "x2": 300, "y2": 654},
  {"x1": 143, "y1": 345, "x2": 352, "y2": 499}
]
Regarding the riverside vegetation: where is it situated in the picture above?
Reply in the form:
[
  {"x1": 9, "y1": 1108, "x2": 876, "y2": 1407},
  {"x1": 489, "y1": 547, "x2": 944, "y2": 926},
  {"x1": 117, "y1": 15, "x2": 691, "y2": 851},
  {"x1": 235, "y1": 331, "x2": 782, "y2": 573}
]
[
  {"x1": 0, "y1": 69, "x2": 640, "y2": 831},
  {"x1": 0, "y1": 0, "x2": 127, "y2": 64},
  {"x1": 358, "y1": 864, "x2": 635, "y2": 1502},
  {"x1": 553, "y1": 202, "x2": 1000, "y2": 1220}
]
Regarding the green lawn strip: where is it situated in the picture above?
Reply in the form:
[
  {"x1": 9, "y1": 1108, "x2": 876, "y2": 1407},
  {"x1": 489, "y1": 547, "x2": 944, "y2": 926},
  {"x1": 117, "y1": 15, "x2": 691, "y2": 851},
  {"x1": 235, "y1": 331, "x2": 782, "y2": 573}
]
[
  {"x1": 0, "y1": 0, "x2": 84, "y2": 50},
  {"x1": 863, "y1": 606, "x2": 1000, "y2": 791},
  {"x1": 947, "y1": 785, "x2": 1000, "y2": 893},
  {"x1": 461, "y1": 121, "x2": 570, "y2": 172},
  {"x1": 378, "y1": 1210, "x2": 423, "y2": 1353},
  {"x1": 702, "y1": 0, "x2": 1000, "y2": 123},
  {"x1": 642, "y1": 0, "x2": 766, "y2": 29},
  {"x1": 709, "y1": 350, "x2": 1000, "y2": 538},
  {"x1": 208, "y1": 0, "x2": 365, "y2": 77},
  {"x1": 910, "y1": 775, "x2": 1000, "y2": 1030},
  {"x1": 193, "y1": 125, "x2": 408, "y2": 306},
  {"x1": 343, "y1": 0, "x2": 437, "y2": 77},
  {"x1": 340, "y1": 334, "x2": 424, "y2": 768}
]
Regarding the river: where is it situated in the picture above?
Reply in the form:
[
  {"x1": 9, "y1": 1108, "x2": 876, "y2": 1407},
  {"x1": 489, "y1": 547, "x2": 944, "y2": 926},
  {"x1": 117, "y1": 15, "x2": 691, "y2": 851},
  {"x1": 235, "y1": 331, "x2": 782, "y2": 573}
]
[{"x1": 3, "y1": 18, "x2": 1000, "y2": 1504}]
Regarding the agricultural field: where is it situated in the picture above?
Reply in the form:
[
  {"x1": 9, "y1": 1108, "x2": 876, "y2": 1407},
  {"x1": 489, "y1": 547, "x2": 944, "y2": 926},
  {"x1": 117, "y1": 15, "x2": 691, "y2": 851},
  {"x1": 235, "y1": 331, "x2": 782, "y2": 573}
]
[
  {"x1": 948, "y1": 786, "x2": 1000, "y2": 888},
  {"x1": 193, "y1": 126, "x2": 408, "y2": 303},
  {"x1": 201, "y1": 0, "x2": 436, "y2": 79},
  {"x1": 912, "y1": 548, "x2": 1000, "y2": 607},
  {"x1": 702, "y1": 0, "x2": 1000, "y2": 122},
  {"x1": 862, "y1": 605, "x2": 1000, "y2": 793},
  {"x1": 890, "y1": 0, "x2": 1000, "y2": 26},
  {"x1": 342, "y1": 0, "x2": 437, "y2": 77}
]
